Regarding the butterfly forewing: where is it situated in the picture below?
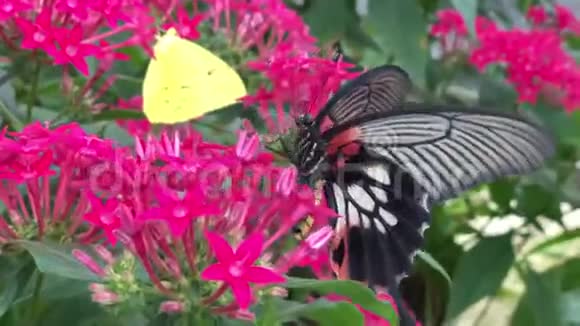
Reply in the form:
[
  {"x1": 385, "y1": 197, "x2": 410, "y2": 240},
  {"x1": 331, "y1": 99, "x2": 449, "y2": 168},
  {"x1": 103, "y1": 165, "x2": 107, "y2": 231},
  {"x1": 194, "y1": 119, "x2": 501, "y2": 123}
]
[
  {"x1": 314, "y1": 65, "x2": 412, "y2": 128},
  {"x1": 323, "y1": 105, "x2": 555, "y2": 202},
  {"x1": 295, "y1": 65, "x2": 412, "y2": 180}
]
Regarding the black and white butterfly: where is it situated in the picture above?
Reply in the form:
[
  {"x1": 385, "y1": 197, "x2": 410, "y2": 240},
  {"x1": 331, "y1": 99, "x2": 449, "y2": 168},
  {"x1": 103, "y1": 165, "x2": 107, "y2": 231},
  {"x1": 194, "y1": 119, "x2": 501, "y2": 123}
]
[{"x1": 291, "y1": 65, "x2": 555, "y2": 324}]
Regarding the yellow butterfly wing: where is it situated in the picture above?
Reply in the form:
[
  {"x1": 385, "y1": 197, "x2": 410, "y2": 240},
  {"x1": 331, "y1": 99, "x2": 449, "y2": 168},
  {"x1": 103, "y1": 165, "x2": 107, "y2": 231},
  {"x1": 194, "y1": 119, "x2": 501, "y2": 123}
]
[{"x1": 143, "y1": 28, "x2": 247, "y2": 124}]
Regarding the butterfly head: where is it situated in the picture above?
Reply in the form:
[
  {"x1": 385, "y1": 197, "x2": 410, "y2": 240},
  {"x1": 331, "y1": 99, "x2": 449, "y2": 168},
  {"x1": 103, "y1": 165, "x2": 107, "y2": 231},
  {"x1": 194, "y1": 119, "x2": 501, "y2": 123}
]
[{"x1": 294, "y1": 114, "x2": 326, "y2": 182}]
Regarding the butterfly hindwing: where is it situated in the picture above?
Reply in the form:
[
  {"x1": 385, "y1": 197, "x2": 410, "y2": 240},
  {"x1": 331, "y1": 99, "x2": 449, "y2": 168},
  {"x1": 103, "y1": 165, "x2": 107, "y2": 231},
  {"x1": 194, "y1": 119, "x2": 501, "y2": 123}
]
[
  {"x1": 324, "y1": 163, "x2": 429, "y2": 326},
  {"x1": 325, "y1": 162, "x2": 430, "y2": 286},
  {"x1": 323, "y1": 105, "x2": 555, "y2": 203}
]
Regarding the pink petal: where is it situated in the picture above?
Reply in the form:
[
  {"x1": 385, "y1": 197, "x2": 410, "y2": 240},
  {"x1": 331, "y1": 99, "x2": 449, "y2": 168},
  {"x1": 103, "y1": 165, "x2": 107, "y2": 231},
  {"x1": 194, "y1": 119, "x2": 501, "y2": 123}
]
[
  {"x1": 229, "y1": 281, "x2": 252, "y2": 309},
  {"x1": 235, "y1": 233, "x2": 263, "y2": 264},
  {"x1": 245, "y1": 266, "x2": 285, "y2": 284},
  {"x1": 204, "y1": 231, "x2": 234, "y2": 262},
  {"x1": 200, "y1": 263, "x2": 228, "y2": 281}
]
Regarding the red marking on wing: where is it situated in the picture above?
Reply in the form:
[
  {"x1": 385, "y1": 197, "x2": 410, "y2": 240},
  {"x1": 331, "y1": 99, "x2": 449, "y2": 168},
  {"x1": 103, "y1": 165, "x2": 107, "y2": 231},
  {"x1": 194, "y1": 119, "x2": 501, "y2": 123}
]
[
  {"x1": 326, "y1": 127, "x2": 361, "y2": 155},
  {"x1": 320, "y1": 116, "x2": 334, "y2": 133}
]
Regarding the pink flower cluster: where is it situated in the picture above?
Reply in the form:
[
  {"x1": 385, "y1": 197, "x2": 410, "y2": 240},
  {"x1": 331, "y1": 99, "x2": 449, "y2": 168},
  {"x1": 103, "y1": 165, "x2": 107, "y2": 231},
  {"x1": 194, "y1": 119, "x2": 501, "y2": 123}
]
[
  {"x1": 189, "y1": 0, "x2": 361, "y2": 133},
  {"x1": 526, "y1": 4, "x2": 580, "y2": 34},
  {"x1": 1, "y1": 0, "x2": 159, "y2": 117},
  {"x1": 2, "y1": 0, "x2": 210, "y2": 74},
  {"x1": 430, "y1": 5, "x2": 580, "y2": 111},
  {"x1": 244, "y1": 53, "x2": 360, "y2": 133},
  {"x1": 0, "y1": 121, "x2": 337, "y2": 317}
]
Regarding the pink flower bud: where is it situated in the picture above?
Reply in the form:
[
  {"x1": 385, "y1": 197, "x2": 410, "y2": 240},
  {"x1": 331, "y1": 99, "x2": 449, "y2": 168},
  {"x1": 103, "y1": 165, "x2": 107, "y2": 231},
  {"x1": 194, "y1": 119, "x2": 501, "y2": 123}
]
[
  {"x1": 305, "y1": 226, "x2": 334, "y2": 250},
  {"x1": 275, "y1": 167, "x2": 297, "y2": 197},
  {"x1": 235, "y1": 130, "x2": 260, "y2": 161},
  {"x1": 159, "y1": 300, "x2": 185, "y2": 313},
  {"x1": 91, "y1": 290, "x2": 119, "y2": 305},
  {"x1": 94, "y1": 244, "x2": 115, "y2": 265},
  {"x1": 73, "y1": 249, "x2": 105, "y2": 277}
]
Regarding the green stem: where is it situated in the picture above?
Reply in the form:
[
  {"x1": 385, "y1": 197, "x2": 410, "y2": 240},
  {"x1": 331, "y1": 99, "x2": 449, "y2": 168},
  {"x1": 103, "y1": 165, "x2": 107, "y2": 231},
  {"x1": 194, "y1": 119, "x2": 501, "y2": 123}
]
[
  {"x1": 26, "y1": 58, "x2": 42, "y2": 123},
  {"x1": 31, "y1": 272, "x2": 44, "y2": 324},
  {"x1": 0, "y1": 97, "x2": 24, "y2": 130}
]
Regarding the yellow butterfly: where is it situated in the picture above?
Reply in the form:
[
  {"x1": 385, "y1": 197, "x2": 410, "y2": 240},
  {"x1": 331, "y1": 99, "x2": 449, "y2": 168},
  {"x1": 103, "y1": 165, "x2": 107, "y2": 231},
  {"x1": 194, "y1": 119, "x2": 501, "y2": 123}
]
[{"x1": 142, "y1": 28, "x2": 247, "y2": 124}]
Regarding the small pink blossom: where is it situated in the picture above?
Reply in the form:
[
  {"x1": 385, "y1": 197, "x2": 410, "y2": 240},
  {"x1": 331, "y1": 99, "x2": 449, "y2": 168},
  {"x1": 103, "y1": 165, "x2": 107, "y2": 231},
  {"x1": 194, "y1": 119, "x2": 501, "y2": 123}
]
[
  {"x1": 201, "y1": 232, "x2": 285, "y2": 309},
  {"x1": 50, "y1": 25, "x2": 101, "y2": 75}
]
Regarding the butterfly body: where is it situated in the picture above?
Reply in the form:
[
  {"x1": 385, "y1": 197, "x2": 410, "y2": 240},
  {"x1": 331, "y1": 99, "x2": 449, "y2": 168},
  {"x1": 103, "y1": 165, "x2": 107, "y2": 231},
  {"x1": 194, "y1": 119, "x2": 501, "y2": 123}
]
[{"x1": 292, "y1": 64, "x2": 555, "y2": 325}]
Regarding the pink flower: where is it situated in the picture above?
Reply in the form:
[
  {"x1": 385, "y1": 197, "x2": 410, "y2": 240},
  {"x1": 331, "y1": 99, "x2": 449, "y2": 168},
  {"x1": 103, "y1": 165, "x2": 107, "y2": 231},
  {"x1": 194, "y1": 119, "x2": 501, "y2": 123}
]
[
  {"x1": 0, "y1": 0, "x2": 31, "y2": 21},
  {"x1": 278, "y1": 226, "x2": 335, "y2": 279},
  {"x1": 0, "y1": 122, "x2": 116, "y2": 242},
  {"x1": 55, "y1": 0, "x2": 90, "y2": 20},
  {"x1": 244, "y1": 53, "x2": 359, "y2": 132},
  {"x1": 470, "y1": 18, "x2": 580, "y2": 111},
  {"x1": 554, "y1": 5, "x2": 580, "y2": 35},
  {"x1": 526, "y1": 6, "x2": 548, "y2": 26},
  {"x1": 429, "y1": 8, "x2": 468, "y2": 37},
  {"x1": 201, "y1": 232, "x2": 285, "y2": 309},
  {"x1": 163, "y1": 8, "x2": 204, "y2": 40},
  {"x1": 13, "y1": 8, "x2": 54, "y2": 51},
  {"x1": 50, "y1": 25, "x2": 101, "y2": 76},
  {"x1": 83, "y1": 193, "x2": 122, "y2": 245},
  {"x1": 429, "y1": 9, "x2": 471, "y2": 56},
  {"x1": 143, "y1": 187, "x2": 221, "y2": 237},
  {"x1": 526, "y1": 4, "x2": 580, "y2": 35}
]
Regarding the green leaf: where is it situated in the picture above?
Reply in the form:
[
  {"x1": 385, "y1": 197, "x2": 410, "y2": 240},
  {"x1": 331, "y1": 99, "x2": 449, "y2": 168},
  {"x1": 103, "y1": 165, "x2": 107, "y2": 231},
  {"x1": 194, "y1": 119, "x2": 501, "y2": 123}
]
[
  {"x1": 92, "y1": 110, "x2": 146, "y2": 121},
  {"x1": 0, "y1": 280, "x2": 18, "y2": 318},
  {"x1": 101, "y1": 123, "x2": 134, "y2": 147},
  {"x1": 0, "y1": 71, "x2": 18, "y2": 112},
  {"x1": 488, "y1": 179, "x2": 516, "y2": 212},
  {"x1": 0, "y1": 256, "x2": 35, "y2": 318},
  {"x1": 37, "y1": 295, "x2": 109, "y2": 326},
  {"x1": 284, "y1": 277, "x2": 398, "y2": 325},
  {"x1": 12, "y1": 275, "x2": 92, "y2": 304},
  {"x1": 562, "y1": 289, "x2": 580, "y2": 324},
  {"x1": 28, "y1": 105, "x2": 58, "y2": 122},
  {"x1": 302, "y1": 0, "x2": 358, "y2": 43},
  {"x1": 445, "y1": 234, "x2": 515, "y2": 321},
  {"x1": 519, "y1": 265, "x2": 563, "y2": 326},
  {"x1": 272, "y1": 298, "x2": 364, "y2": 326},
  {"x1": 15, "y1": 240, "x2": 100, "y2": 282},
  {"x1": 516, "y1": 184, "x2": 562, "y2": 223},
  {"x1": 557, "y1": 259, "x2": 580, "y2": 291},
  {"x1": 450, "y1": 0, "x2": 477, "y2": 35},
  {"x1": 526, "y1": 104, "x2": 580, "y2": 146},
  {"x1": 0, "y1": 98, "x2": 24, "y2": 130},
  {"x1": 417, "y1": 250, "x2": 452, "y2": 286},
  {"x1": 523, "y1": 229, "x2": 580, "y2": 259},
  {"x1": 478, "y1": 74, "x2": 518, "y2": 108},
  {"x1": 37, "y1": 78, "x2": 68, "y2": 109},
  {"x1": 366, "y1": 0, "x2": 428, "y2": 86}
]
